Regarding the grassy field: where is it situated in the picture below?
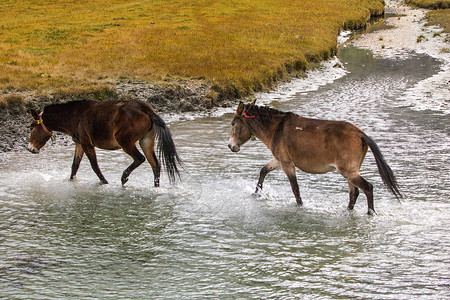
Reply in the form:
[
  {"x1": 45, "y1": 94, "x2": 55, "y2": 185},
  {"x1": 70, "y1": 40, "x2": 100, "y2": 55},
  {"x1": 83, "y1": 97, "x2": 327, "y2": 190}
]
[
  {"x1": 405, "y1": 0, "x2": 450, "y2": 9},
  {"x1": 406, "y1": 1, "x2": 450, "y2": 40},
  {"x1": 0, "y1": 0, "x2": 385, "y2": 104},
  {"x1": 426, "y1": 9, "x2": 450, "y2": 33}
]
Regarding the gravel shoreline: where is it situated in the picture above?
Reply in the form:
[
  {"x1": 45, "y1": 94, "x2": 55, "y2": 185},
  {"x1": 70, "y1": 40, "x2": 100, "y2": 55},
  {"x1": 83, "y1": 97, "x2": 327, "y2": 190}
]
[
  {"x1": 351, "y1": 0, "x2": 450, "y2": 60},
  {"x1": 351, "y1": 0, "x2": 450, "y2": 113}
]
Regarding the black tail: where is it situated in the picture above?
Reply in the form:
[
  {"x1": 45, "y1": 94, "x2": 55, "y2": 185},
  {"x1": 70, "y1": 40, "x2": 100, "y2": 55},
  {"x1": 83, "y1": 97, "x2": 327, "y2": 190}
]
[
  {"x1": 362, "y1": 134, "x2": 403, "y2": 199},
  {"x1": 150, "y1": 113, "x2": 183, "y2": 183}
]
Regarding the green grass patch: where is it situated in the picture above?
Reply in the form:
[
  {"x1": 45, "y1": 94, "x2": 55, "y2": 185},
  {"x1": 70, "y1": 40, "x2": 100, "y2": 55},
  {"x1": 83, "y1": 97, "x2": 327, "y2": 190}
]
[
  {"x1": 417, "y1": 34, "x2": 427, "y2": 42},
  {"x1": 0, "y1": 0, "x2": 385, "y2": 101},
  {"x1": 426, "y1": 9, "x2": 450, "y2": 33},
  {"x1": 405, "y1": 0, "x2": 450, "y2": 9}
]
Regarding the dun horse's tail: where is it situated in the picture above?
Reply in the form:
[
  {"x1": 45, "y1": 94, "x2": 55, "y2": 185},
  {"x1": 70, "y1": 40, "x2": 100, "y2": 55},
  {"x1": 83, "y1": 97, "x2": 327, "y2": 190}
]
[
  {"x1": 362, "y1": 134, "x2": 403, "y2": 199},
  {"x1": 149, "y1": 113, "x2": 183, "y2": 183}
]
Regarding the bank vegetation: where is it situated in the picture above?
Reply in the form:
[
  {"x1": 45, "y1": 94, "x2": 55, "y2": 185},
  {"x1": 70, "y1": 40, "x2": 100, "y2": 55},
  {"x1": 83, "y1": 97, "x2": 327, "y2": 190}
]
[
  {"x1": 1, "y1": 0, "x2": 385, "y2": 111},
  {"x1": 405, "y1": 0, "x2": 449, "y2": 9}
]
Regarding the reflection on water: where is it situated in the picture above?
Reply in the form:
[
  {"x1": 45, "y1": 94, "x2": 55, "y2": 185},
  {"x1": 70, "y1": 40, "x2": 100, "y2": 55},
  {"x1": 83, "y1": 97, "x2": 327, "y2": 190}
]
[{"x1": 1, "y1": 49, "x2": 449, "y2": 298}]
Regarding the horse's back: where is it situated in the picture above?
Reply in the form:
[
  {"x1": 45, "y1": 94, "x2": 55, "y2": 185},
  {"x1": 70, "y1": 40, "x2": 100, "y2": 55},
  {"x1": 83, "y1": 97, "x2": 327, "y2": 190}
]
[
  {"x1": 79, "y1": 100, "x2": 154, "y2": 149},
  {"x1": 281, "y1": 114, "x2": 366, "y2": 174}
]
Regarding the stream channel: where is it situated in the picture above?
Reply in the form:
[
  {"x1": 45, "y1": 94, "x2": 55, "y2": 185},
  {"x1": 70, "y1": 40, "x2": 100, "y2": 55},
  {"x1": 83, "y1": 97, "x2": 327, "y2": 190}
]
[{"x1": 1, "y1": 16, "x2": 449, "y2": 300}]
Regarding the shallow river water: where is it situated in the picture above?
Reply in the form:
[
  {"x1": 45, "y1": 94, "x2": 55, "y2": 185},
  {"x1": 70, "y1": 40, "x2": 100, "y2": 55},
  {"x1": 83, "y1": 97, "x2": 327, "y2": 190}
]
[{"x1": 1, "y1": 41, "x2": 450, "y2": 300}]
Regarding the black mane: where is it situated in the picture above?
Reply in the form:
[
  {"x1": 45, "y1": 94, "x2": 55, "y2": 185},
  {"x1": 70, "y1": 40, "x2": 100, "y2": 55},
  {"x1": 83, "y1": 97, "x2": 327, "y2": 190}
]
[
  {"x1": 44, "y1": 100, "x2": 94, "y2": 114},
  {"x1": 245, "y1": 104, "x2": 289, "y2": 124}
]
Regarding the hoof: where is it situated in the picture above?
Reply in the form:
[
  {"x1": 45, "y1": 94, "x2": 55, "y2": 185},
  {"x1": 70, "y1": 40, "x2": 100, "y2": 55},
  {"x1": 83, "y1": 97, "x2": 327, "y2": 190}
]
[
  {"x1": 101, "y1": 178, "x2": 109, "y2": 184},
  {"x1": 254, "y1": 184, "x2": 263, "y2": 194},
  {"x1": 367, "y1": 209, "x2": 377, "y2": 216},
  {"x1": 121, "y1": 177, "x2": 128, "y2": 186}
]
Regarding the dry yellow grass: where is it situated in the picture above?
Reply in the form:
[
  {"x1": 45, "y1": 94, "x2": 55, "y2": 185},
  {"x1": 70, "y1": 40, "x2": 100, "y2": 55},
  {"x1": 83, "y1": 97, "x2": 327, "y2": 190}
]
[
  {"x1": 0, "y1": 0, "x2": 384, "y2": 101},
  {"x1": 426, "y1": 9, "x2": 450, "y2": 33},
  {"x1": 405, "y1": 0, "x2": 450, "y2": 9}
]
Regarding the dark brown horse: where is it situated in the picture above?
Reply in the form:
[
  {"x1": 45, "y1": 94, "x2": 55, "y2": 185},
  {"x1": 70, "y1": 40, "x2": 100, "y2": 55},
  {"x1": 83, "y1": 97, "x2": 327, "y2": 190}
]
[
  {"x1": 228, "y1": 101, "x2": 402, "y2": 214},
  {"x1": 28, "y1": 100, "x2": 182, "y2": 186}
]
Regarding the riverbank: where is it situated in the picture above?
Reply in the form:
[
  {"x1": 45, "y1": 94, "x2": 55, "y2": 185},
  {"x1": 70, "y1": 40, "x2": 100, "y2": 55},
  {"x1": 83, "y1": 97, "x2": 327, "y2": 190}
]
[
  {"x1": 350, "y1": 0, "x2": 449, "y2": 113},
  {"x1": 351, "y1": 0, "x2": 450, "y2": 59},
  {"x1": 0, "y1": 0, "x2": 385, "y2": 101},
  {"x1": 2, "y1": 0, "x2": 449, "y2": 152},
  {"x1": 0, "y1": 0, "x2": 386, "y2": 152}
]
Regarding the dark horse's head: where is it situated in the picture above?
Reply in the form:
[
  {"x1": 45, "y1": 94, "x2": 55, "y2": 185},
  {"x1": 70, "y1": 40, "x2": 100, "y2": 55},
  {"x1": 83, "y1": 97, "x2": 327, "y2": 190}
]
[
  {"x1": 228, "y1": 101, "x2": 256, "y2": 152},
  {"x1": 28, "y1": 109, "x2": 53, "y2": 154}
]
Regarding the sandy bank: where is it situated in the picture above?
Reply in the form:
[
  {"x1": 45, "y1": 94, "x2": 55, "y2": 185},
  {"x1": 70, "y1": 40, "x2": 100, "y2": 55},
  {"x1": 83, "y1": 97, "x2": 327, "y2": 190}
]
[
  {"x1": 352, "y1": 0, "x2": 449, "y2": 59},
  {"x1": 349, "y1": 0, "x2": 450, "y2": 114}
]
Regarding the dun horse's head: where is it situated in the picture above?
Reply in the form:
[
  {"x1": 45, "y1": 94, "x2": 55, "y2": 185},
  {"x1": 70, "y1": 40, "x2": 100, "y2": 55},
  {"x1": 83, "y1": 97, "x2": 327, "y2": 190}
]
[
  {"x1": 28, "y1": 110, "x2": 52, "y2": 154},
  {"x1": 228, "y1": 101, "x2": 255, "y2": 152}
]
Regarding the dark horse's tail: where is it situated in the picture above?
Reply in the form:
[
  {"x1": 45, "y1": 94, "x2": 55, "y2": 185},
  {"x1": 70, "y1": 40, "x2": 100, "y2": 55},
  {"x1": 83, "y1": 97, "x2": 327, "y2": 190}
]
[
  {"x1": 362, "y1": 134, "x2": 403, "y2": 199},
  {"x1": 149, "y1": 113, "x2": 183, "y2": 183}
]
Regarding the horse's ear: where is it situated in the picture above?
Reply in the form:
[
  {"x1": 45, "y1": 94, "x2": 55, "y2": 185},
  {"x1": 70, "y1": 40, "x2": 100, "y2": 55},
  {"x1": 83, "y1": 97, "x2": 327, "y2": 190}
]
[
  {"x1": 30, "y1": 109, "x2": 39, "y2": 120},
  {"x1": 250, "y1": 99, "x2": 256, "y2": 106},
  {"x1": 236, "y1": 102, "x2": 244, "y2": 115}
]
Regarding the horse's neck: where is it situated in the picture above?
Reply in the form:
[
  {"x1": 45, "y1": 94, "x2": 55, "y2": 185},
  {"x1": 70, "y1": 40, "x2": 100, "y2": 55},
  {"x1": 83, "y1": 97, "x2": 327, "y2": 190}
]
[
  {"x1": 43, "y1": 106, "x2": 84, "y2": 134},
  {"x1": 250, "y1": 114, "x2": 287, "y2": 150}
]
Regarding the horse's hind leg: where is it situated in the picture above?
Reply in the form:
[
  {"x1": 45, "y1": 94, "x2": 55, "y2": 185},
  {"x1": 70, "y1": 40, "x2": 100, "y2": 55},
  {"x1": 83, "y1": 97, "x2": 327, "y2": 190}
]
[
  {"x1": 255, "y1": 158, "x2": 279, "y2": 193},
  {"x1": 120, "y1": 143, "x2": 146, "y2": 186},
  {"x1": 82, "y1": 144, "x2": 108, "y2": 184},
  {"x1": 70, "y1": 143, "x2": 84, "y2": 180},
  {"x1": 348, "y1": 175, "x2": 374, "y2": 215},
  {"x1": 139, "y1": 132, "x2": 161, "y2": 187},
  {"x1": 281, "y1": 162, "x2": 302, "y2": 205},
  {"x1": 347, "y1": 181, "x2": 360, "y2": 210}
]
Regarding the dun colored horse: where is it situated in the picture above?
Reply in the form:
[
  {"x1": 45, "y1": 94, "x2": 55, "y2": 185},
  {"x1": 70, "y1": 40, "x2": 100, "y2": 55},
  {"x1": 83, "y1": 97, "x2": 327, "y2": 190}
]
[
  {"x1": 228, "y1": 101, "x2": 402, "y2": 214},
  {"x1": 28, "y1": 100, "x2": 182, "y2": 186}
]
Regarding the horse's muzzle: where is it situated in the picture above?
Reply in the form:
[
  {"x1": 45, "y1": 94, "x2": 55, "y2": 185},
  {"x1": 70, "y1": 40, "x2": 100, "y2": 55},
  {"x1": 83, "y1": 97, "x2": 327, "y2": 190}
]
[
  {"x1": 27, "y1": 143, "x2": 40, "y2": 154},
  {"x1": 228, "y1": 143, "x2": 240, "y2": 152}
]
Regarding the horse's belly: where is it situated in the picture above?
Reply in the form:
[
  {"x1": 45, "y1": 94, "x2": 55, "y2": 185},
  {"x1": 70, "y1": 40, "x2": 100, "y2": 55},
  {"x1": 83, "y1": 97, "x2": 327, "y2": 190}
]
[
  {"x1": 94, "y1": 140, "x2": 121, "y2": 150},
  {"x1": 295, "y1": 161, "x2": 336, "y2": 174}
]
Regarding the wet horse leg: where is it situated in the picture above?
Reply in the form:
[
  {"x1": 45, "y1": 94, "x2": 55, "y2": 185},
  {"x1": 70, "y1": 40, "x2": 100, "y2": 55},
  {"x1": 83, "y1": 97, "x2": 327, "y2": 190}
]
[
  {"x1": 139, "y1": 132, "x2": 161, "y2": 187},
  {"x1": 348, "y1": 175, "x2": 374, "y2": 215},
  {"x1": 81, "y1": 144, "x2": 108, "y2": 184},
  {"x1": 281, "y1": 162, "x2": 303, "y2": 205},
  {"x1": 70, "y1": 143, "x2": 84, "y2": 180},
  {"x1": 347, "y1": 181, "x2": 360, "y2": 210},
  {"x1": 255, "y1": 158, "x2": 279, "y2": 193},
  {"x1": 120, "y1": 143, "x2": 146, "y2": 186}
]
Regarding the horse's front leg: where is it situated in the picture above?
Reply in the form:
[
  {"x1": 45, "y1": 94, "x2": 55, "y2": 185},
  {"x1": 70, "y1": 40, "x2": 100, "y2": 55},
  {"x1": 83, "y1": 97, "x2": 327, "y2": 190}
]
[
  {"x1": 81, "y1": 144, "x2": 108, "y2": 184},
  {"x1": 255, "y1": 158, "x2": 279, "y2": 193},
  {"x1": 70, "y1": 143, "x2": 84, "y2": 180},
  {"x1": 281, "y1": 162, "x2": 302, "y2": 205}
]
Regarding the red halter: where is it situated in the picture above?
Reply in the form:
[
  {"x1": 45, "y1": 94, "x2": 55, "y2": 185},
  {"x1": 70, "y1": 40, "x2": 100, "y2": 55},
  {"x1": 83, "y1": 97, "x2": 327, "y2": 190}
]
[{"x1": 243, "y1": 112, "x2": 255, "y2": 119}]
